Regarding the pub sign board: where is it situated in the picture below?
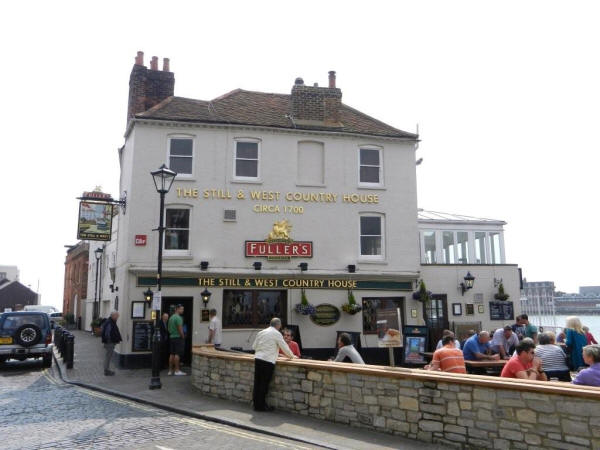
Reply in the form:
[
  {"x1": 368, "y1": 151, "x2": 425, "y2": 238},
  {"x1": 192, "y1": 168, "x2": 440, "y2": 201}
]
[
  {"x1": 77, "y1": 201, "x2": 113, "y2": 241},
  {"x1": 245, "y1": 241, "x2": 312, "y2": 259}
]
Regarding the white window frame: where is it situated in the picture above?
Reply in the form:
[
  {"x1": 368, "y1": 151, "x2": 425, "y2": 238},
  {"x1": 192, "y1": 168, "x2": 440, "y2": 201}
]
[
  {"x1": 163, "y1": 205, "x2": 192, "y2": 256},
  {"x1": 358, "y1": 145, "x2": 384, "y2": 188},
  {"x1": 420, "y1": 230, "x2": 437, "y2": 264},
  {"x1": 233, "y1": 138, "x2": 261, "y2": 182},
  {"x1": 167, "y1": 134, "x2": 195, "y2": 178},
  {"x1": 358, "y1": 213, "x2": 385, "y2": 261}
]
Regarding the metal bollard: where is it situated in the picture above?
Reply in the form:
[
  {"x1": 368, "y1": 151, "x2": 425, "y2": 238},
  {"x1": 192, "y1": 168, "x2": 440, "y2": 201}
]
[
  {"x1": 65, "y1": 333, "x2": 75, "y2": 369},
  {"x1": 55, "y1": 327, "x2": 64, "y2": 356}
]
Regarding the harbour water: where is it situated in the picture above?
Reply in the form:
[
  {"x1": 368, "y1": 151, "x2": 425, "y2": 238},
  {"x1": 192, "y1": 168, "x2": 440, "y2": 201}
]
[{"x1": 529, "y1": 314, "x2": 600, "y2": 335}]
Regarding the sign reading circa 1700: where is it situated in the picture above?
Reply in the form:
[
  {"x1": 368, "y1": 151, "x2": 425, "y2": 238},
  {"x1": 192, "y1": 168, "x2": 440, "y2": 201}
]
[{"x1": 246, "y1": 220, "x2": 312, "y2": 259}]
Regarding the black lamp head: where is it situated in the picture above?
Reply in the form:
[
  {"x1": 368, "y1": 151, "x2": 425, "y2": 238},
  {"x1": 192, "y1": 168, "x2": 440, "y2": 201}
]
[
  {"x1": 201, "y1": 288, "x2": 212, "y2": 306},
  {"x1": 347, "y1": 264, "x2": 356, "y2": 273},
  {"x1": 200, "y1": 261, "x2": 209, "y2": 270},
  {"x1": 253, "y1": 261, "x2": 262, "y2": 270},
  {"x1": 143, "y1": 288, "x2": 153, "y2": 303},
  {"x1": 298, "y1": 262, "x2": 308, "y2": 271}
]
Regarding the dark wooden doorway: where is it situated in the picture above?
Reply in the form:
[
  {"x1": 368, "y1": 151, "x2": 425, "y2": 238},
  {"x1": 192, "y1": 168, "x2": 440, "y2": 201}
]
[
  {"x1": 422, "y1": 294, "x2": 449, "y2": 351},
  {"x1": 162, "y1": 297, "x2": 193, "y2": 365}
]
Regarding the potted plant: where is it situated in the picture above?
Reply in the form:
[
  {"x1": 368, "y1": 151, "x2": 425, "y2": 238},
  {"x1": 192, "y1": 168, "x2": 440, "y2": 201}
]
[
  {"x1": 90, "y1": 318, "x2": 103, "y2": 336},
  {"x1": 294, "y1": 289, "x2": 316, "y2": 315},
  {"x1": 494, "y1": 283, "x2": 510, "y2": 301},
  {"x1": 342, "y1": 290, "x2": 362, "y2": 315},
  {"x1": 412, "y1": 280, "x2": 432, "y2": 303}
]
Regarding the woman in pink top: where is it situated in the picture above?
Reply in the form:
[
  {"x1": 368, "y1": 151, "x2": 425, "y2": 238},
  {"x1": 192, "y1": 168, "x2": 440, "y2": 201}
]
[{"x1": 583, "y1": 326, "x2": 598, "y2": 345}]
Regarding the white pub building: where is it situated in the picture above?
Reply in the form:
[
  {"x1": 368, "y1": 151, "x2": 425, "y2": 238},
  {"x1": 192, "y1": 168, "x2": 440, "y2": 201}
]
[{"x1": 106, "y1": 52, "x2": 521, "y2": 367}]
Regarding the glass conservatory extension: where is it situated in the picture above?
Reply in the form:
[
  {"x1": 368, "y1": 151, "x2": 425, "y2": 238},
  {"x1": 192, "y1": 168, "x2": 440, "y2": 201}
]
[{"x1": 418, "y1": 210, "x2": 506, "y2": 265}]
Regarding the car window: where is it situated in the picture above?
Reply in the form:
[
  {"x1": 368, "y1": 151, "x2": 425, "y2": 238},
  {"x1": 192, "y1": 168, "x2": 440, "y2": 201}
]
[{"x1": 0, "y1": 314, "x2": 47, "y2": 332}]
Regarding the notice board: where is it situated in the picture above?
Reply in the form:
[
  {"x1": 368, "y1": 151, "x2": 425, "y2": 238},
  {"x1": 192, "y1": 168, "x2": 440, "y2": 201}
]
[
  {"x1": 489, "y1": 301, "x2": 514, "y2": 321},
  {"x1": 132, "y1": 320, "x2": 154, "y2": 352}
]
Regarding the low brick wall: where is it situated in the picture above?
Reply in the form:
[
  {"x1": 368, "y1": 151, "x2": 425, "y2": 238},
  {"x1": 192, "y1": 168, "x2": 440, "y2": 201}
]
[{"x1": 192, "y1": 348, "x2": 600, "y2": 449}]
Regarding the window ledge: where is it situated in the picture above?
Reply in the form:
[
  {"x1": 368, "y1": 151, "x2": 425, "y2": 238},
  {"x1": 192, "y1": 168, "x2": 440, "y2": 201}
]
[
  {"x1": 357, "y1": 259, "x2": 388, "y2": 265},
  {"x1": 163, "y1": 254, "x2": 193, "y2": 260},
  {"x1": 174, "y1": 178, "x2": 196, "y2": 182},
  {"x1": 357, "y1": 185, "x2": 386, "y2": 190},
  {"x1": 230, "y1": 179, "x2": 263, "y2": 185},
  {"x1": 296, "y1": 183, "x2": 327, "y2": 188}
]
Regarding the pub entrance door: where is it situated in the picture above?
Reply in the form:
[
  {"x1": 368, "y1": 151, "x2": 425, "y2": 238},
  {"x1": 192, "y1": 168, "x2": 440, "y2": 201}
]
[
  {"x1": 422, "y1": 294, "x2": 449, "y2": 351},
  {"x1": 162, "y1": 297, "x2": 193, "y2": 366}
]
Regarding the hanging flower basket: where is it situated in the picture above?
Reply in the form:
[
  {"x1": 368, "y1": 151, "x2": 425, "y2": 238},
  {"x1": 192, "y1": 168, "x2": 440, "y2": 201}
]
[
  {"x1": 412, "y1": 280, "x2": 432, "y2": 302},
  {"x1": 342, "y1": 290, "x2": 362, "y2": 315},
  {"x1": 295, "y1": 289, "x2": 316, "y2": 315},
  {"x1": 494, "y1": 283, "x2": 510, "y2": 301}
]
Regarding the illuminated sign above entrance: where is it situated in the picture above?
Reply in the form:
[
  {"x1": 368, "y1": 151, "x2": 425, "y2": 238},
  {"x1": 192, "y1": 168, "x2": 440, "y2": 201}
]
[{"x1": 246, "y1": 220, "x2": 312, "y2": 259}]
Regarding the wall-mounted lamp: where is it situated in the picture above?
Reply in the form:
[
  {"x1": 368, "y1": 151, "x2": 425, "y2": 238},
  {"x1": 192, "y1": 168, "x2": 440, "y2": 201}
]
[
  {"x1": 459, "y1": 272, "x2": 475, "y2": 296},
  {"x1": 347, "y1": 264, "x2": 356, "y2": 273},
  {"x1": 298, "y1": 262, "x2": 308, "y2": 271},
  {"x1": 200, "y1": 261, "x2": 209, "y2": 270},
  {"x1": 201, "y1": 288, "x2": 212, "y2": 307},
  {"x1": 109, "y1": 284, "x2": 119, "y2": 293},
  {"x1": 494, "y1": 277, "x2": 503, "y2": 288},
  {"x1": 253, "y1": 261, "x2": 262, "y2": 270},
  {"x1": 144, "y1": 288, "x2": 154, "y2": 303}
]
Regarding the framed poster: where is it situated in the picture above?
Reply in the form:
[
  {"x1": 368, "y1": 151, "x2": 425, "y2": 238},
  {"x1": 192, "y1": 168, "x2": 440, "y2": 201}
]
[
  {"x1": 452, "y1": 303, "x2": 462, "y2": 316},
  {"x1": 402, "y1": 326, "x2": 428, "y2": 365},
  {"x1": 131, "y1": 301, "x2": 145, "y2": 319},
  {"x1": 411, "y1": 308, "x2": 417, "y2": 318},
  {"x1": 465, "y1": 304, "x2": 474, "y2": 315},
  {"x1": 132, "y1": 321, "x2": 153, "y2": 352},
  {"x1": 477, "y1": 304, "x2": 485, "y2": 314},
  {"x1": 201, "y1": 309, "x2": 210, "y2": 322}
]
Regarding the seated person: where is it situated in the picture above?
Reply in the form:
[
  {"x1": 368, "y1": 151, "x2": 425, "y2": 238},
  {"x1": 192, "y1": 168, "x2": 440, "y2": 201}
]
[
  {"x1": 435, "y1": 329, "x2": 461, "y2": 350},
  {"x1": 491, "y1": 326, "x2": 520, "y2": 360},
  {"x1": 501, "y1": 339, "x2": 547, "y2": 380},
  {"x1": 427, "y1": 335, "x2": 466, "y2": 373},
  {"x1": 279, "y1": 328, "x2": 301, "y2": 358},
  {"x1": 572, "y1": 345, "x2": 600, "y2": 387},
  {"x1": 534, "y1": 331, "x2": 571, "y2": 381},
  {"x1": 556, "y1": 331, "x2": 566, "y2": 344},
  {"x1": 332, "y1": 333, "x2": 364, "y2": 364},
  {"x1": 462, "y1": 331, "x2": 499, "y2": 361},
  {"x1": 583, "y1": 326, "x2": 598, "y2": 345},
  {"x1": 459, "y1": 329, "x2": 476, "y2": 350}
]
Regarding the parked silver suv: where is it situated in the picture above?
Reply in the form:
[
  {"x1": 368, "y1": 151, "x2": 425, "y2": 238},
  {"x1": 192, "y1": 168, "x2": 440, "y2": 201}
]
[{"x1": 0, "y1": 311, "x2": 53, "y2": 367}]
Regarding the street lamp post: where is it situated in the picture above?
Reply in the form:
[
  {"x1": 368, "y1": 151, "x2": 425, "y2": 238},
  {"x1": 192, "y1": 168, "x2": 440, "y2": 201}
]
[
  {"x1": 149, "y1": 164, "x2": 177, "y2": 390},
  {"x1": 93, "y1": 247, "x2": 104, "y2": 320}
]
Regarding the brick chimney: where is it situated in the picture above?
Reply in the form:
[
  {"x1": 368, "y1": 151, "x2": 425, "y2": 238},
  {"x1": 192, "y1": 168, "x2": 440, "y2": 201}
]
[
  {"x1": 127, "y1": 51, "x2": 175, "y2": 123},
  {"x1": 291, "y1": 71, "x2": 342, "y2": 126}
]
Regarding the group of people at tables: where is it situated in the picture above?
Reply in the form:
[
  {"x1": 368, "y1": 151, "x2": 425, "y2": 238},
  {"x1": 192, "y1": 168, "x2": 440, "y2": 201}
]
[{"x1": 424, "y1": 314, "x2": 600, "y2": 387}]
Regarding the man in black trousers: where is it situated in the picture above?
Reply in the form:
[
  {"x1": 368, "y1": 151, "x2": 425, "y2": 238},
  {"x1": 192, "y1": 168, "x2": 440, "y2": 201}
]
[{"x1": 251, "y1": 317, "x2": 296, "y2": 411}]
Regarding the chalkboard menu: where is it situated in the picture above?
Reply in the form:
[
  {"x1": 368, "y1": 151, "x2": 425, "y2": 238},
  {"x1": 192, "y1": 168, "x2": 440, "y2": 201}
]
[
  {"x1": 489, "y1": 301, "x2": 514, "y2": 321},
  {"x1": 132, "y1": 321, "x2": 154, "y2": 352},
  {"x1": 310, "y1": 304, "x2": 341, "y2": 326}
]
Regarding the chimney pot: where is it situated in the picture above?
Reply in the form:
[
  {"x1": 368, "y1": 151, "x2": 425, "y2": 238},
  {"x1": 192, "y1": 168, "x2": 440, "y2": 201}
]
[
  {"x1": 328, "y1": 71, "x2": 336, "y2": 88},
  {"x1": 162, "y1": 58, "x2": 170, "y2": 72},
  {"x1": 295, "y1": 77, "x2": 304, "y2": 85},
  {"x1": 135, "y1": 51, "x2": 144, "y2": 66},
  {"x1": 150, "y1": 56, "x2": 158, "y2": 70}
]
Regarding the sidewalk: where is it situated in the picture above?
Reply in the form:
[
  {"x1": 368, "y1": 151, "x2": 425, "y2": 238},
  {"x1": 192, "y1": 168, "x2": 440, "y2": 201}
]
[{"x1": 52, "y1": 330, "x2": 442, "y2": 450}]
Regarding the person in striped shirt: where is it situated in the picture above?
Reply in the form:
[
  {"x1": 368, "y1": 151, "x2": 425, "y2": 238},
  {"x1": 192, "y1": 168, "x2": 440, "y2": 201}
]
[
  {"x1": 426, "y1": 335, "x2": 466, "y2": 374},
  {"x1": 534, "y1": 331, "x2": 571, "y2": 381}
]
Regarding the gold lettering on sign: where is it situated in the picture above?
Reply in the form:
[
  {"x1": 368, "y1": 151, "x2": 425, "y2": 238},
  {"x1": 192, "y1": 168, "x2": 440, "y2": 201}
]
[
  {"x1": 342, "y1": 194, "x2": 379, "y2": 204},
  {"x1": 250, "y1": 191, "x2": 281, "y2": 201},
  {"x1": 203, "y1": 189, "x2": 232, "y2": 199},
  {"x1": 176, "y1": 188, "x2": 199, "y2": 198}
]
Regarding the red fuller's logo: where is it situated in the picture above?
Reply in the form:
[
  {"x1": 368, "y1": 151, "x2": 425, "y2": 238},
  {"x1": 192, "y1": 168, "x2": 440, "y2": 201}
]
[
  {"x1": 135, "y1": 235, "x2": 147, "y2": 246},
  {"x1": 245, "y1": 220, "x2": 312, "y2": 259}
]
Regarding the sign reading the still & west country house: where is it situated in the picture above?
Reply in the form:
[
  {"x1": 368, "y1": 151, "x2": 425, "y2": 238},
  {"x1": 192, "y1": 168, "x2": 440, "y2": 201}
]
[
  {"x1": 245, "y1": 220, "x2": 312, "y2": 259},
  {"x1": 77, "y1": 201, "x2": 113, "y2": 241}
]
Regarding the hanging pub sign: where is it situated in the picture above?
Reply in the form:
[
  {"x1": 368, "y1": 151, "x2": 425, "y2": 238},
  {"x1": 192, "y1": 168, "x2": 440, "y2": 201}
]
[
  {"x1": 245, "y1": 220, "x2": 312, "y2": 259},
  {"x1": 77, "y1": 201, "x2": 114, "y2": 241}
]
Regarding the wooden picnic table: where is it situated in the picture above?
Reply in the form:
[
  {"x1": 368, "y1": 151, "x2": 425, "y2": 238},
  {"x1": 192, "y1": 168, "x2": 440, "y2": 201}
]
[{"x1": 464, "y1": 359, "x2": 507, "y2": 368}]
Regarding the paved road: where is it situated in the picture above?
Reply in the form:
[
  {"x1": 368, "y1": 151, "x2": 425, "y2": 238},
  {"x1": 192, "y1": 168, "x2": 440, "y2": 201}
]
[{"x1": 0, "y1": 359, "x2": 321, "y2": 450}]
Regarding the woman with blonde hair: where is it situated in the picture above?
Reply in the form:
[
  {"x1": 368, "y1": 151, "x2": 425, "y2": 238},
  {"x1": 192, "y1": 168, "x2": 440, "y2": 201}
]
[{"x1": 565, "y1": 316, "x2": 588, "y2": 370}]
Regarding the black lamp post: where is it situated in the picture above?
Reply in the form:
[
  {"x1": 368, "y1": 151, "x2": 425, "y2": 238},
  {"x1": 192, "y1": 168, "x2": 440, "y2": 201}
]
[
  {"x1": 149, "y1": 164, "x2": 177, "y2": 390},
  {"x1": 460, "y1": 272, "x2": 476, "y2": 295},
  {"x1": 93, "y1": 247, "x2": 104, "y2": 320},
  {"x1": 201, "y1": 288, "x2": 212, "y2": 308}
]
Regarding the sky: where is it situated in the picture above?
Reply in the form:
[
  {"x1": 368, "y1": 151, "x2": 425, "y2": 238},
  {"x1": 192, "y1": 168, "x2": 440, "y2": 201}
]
[{"x1": 1, "y1": 1, "x2": 599, "y2": 309}]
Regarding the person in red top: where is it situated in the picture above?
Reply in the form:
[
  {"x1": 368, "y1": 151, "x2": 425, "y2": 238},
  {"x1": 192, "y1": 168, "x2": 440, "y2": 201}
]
[
  {"x1": 501, "y1": 339, "x2": 547, "y2": 380},
  {"x1": 426, "y1": 335, "x2": 466, "y2": 373},
  {"x1": 279, "y1": 328, "x2": 301, "y2": 358},
  {"x1": 583, "y1": 326, "x2": 598, "y2": 345}
]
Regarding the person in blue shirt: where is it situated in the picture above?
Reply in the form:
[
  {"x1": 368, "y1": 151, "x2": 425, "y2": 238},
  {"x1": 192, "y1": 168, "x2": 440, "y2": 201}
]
[
  {"x1": 462, "y1": 331, "x2": 500, "y2": 361},
  {"x1": 565, "y1": 316, "x2": 588, "y2": 370}
]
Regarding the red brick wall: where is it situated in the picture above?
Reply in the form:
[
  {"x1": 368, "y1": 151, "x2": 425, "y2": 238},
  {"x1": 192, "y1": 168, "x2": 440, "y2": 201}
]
[{"x1": 63, "y1": 243, "x2": 89, "y2": 318}]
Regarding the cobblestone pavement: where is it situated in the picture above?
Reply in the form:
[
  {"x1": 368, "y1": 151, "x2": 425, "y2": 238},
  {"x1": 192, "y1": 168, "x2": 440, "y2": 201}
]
[{"x1": 0, "y1": 359, "x2": 320, "y2": 450}]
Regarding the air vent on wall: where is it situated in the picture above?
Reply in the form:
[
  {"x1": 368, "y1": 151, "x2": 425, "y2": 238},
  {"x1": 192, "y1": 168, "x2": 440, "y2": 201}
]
[{"x1": 223, "y1": 209, "x2": 237, "y2": 222}]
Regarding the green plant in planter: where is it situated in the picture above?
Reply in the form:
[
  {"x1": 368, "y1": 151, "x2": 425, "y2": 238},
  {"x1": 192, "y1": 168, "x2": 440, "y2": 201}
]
[
  {"x1": 412, "y1": 280, "x2": 432, "y2": 304},
  {"x1": 342, "y1": 290, "x2": 362, "y2": 314},
  {"x1": 295, "y1": 289, "x2": 316, "y2": 315},
  {"x1": 494, "y1": 283, "x2": 510, "y2": 301}
]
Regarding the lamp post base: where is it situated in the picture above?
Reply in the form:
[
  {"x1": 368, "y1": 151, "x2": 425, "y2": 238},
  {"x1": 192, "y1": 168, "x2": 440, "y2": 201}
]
[{"x1": 149, "y1": 377, "x2": 162, "y2": 390}]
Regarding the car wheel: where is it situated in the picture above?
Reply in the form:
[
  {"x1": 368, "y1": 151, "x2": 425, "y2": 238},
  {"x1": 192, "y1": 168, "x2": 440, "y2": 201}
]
[
  {"x1": 43, "y1": 354, "x2": 52, "y2": 368},
  {"x1": 15, "y1": 324, "x2": 42, "y2": 347}
]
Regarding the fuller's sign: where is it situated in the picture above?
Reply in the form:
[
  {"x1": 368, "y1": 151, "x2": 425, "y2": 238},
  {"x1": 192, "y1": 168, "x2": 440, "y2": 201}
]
[
  {"x1": 245, "y1": 241, "x2": 312, "y2": 258},
  {"x1": 247, "y1": 219, "x2": 312, "y2": 259}
]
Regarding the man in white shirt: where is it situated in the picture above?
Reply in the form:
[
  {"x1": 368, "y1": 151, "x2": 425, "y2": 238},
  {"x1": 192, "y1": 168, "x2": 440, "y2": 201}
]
[
  {"x1": 333, "y1": 333, "x2": 365, "y2": 364},
  {"x1": 491, "y1": 326, "x2": 520, "y2": 360},
  {"x1": 207, "y1": 309, "x2": 222, "y2": 348},
  {"x1": 252, "y1": 317, "x2": 296, "y2": 411}
]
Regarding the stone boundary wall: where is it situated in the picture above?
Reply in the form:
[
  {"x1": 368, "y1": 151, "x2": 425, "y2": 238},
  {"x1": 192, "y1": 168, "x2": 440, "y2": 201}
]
[{"x1": 192, "y1": 349, "x2": 600, "y2": 449}]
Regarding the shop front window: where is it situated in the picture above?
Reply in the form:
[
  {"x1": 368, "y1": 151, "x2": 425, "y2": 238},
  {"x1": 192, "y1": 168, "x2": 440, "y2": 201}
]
[{"x1": 223, "y1": 290, "x2": 287, "y2": 328}]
